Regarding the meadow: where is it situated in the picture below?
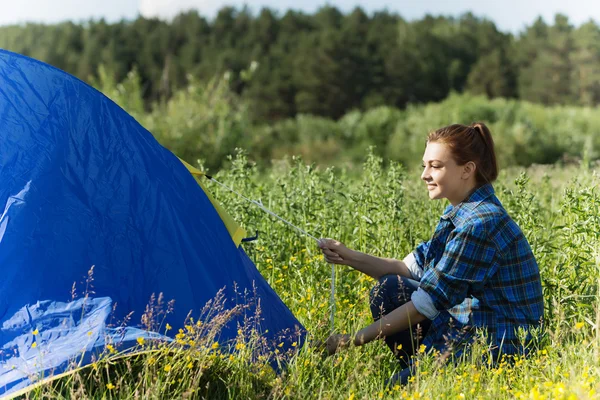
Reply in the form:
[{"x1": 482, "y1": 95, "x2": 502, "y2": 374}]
[
  {"x1": 19, "y1": 148, "x2": 600, "y2": 399},
  {"x1": 12, "y1": 68, "x2": 600, "y2": 399}
]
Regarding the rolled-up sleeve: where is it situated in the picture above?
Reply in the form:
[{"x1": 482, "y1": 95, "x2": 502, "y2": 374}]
[
  {"x1": 403, "y1": 252, "x2": 424, "y2": 281},
  {"x1": 411, "y1": 286, "x2": 440, "y2": 319},
  {"x1": 411, "y1": 222, "x2": 497, "y2": 319}
]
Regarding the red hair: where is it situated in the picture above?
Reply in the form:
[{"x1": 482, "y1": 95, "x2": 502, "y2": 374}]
[{"x1": 427, "y1": 122, "x2": 498, "y2": 185}]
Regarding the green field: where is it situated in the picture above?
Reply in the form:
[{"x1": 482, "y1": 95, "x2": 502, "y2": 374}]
[
  {"x1": 5, "y1": 11, "x2": 600, "y2": 399},
  {"x1": 21, "y1": 149, "x2": 600, "y2": 399},
  {"x1": 15, "y1": 68, "x2": 600, "y2": 399}
]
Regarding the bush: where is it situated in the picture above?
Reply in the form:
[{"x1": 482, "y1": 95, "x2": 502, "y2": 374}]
[{"x1": 96, "y1": 70, "x2": 600, "y2": 171}]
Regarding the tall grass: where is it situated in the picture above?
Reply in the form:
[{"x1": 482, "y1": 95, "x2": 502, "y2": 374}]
[{"x1": 19, "y1": 150, "x2": 600, "y2": 399}]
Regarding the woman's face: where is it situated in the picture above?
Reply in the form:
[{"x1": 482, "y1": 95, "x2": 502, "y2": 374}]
[{"x1": 421, "y1": 141, "x2": 471, "y2": 205}]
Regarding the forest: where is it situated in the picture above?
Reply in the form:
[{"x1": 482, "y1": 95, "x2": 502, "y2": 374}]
[{"x1": 2, "y1": 7, "x2": 599, "y2": 123}]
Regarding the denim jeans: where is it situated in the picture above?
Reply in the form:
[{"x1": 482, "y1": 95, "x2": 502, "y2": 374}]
[{"x1": 369, "y1": 274, "x2": 432, "y2": 383}]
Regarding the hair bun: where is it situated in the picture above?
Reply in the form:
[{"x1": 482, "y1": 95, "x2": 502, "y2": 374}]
[{"x1": 471, "y1": 123, "x2": 485, "y2": 135}]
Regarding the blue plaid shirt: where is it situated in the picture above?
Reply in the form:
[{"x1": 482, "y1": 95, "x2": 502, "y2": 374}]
[{"x1": 410, "y1": 183, "x2": 544, "y2": 356}]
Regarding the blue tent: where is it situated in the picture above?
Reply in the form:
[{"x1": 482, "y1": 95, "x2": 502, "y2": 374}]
[{"x1": 0, "y1": 49, "x2": 304, "y2": 396}]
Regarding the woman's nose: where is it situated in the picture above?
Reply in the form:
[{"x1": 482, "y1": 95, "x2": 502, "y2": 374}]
[{"x1": 421, "y1": 167, "x2": 429, "y2": 181}]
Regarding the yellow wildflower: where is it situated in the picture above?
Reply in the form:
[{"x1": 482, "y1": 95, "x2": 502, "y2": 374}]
[
  {"x1": 211, "y1": 342, "x2": 219, "y2": 350},
  {"x1": 32, "y1": 329, "x2": 39, "y2": 336},
  {"x1": 164, "y1": 364, "x2": 172, "y2": 372},
  {"x1": 31, "y1": 342, "x2": 37, "y2": 349},
  {"x1": 575, "y1": 322, "x2": 585, "y2": 330},
  {"x1": 106, "y1": 383, "x2": 115, "y2": 390},
  {"x1": 137, "y1": 337, "x2": 145, "y2": 346}
]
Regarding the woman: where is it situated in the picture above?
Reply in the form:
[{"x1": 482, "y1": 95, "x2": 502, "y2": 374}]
[{"x1": 318, "y1": 123, "x2": 544, "y2": 384}]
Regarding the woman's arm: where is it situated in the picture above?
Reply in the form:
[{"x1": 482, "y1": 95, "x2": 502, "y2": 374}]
[
  {"x1": 318, "y1": 239, "x2": 413, "y2": 279},
  {"x1": 353, "y1": 301, "x2": 426, "y2": 345},
  {"x1": 325, "y1": 301, "x2": 426, "y2": 354},
  {"x1": 348, "y1": 250, "x2": 414, "y2": 280}
]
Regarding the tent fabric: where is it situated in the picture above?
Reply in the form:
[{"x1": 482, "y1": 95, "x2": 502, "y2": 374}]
[
  {"x1": 0, "y1": 49, "x2": 304, "y2": 396},
  {"x1": 178, "y1": 157, "x2": 247, "y2": 246}
]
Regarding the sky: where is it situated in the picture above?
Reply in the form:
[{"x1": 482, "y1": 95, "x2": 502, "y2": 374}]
[{"x1": 1, "y1": 0, "x2": 599, "y2": 34}]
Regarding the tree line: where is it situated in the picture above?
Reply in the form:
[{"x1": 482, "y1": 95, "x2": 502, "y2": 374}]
[{"x1": 1, "y1": 7, "x2": 599, "y2": 124}]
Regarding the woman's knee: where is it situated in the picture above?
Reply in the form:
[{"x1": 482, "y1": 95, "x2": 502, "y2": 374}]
[
  {"x1": 369, "y1": 274, "x2": 398, "y2": 302},
  {"x1": 369, "y1": 274, "x2": 415, "y2": 318}
]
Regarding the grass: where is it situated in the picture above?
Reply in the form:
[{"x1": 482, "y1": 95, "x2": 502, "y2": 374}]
[{"x1": 13, "y1": 150, "x2": 600, "y2": 399}]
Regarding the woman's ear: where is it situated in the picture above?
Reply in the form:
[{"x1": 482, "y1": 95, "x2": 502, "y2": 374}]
[{"x1": 462, "y1": 161, "x2": 477, "y2": 180}]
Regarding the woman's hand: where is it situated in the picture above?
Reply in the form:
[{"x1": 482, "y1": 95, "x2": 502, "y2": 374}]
[
  {"x1": 318, "y1": 238, "x2": 356, "y2": 266},
  {"x1": 324, "y1": 333, "x2": 352, "y2": 356}
]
